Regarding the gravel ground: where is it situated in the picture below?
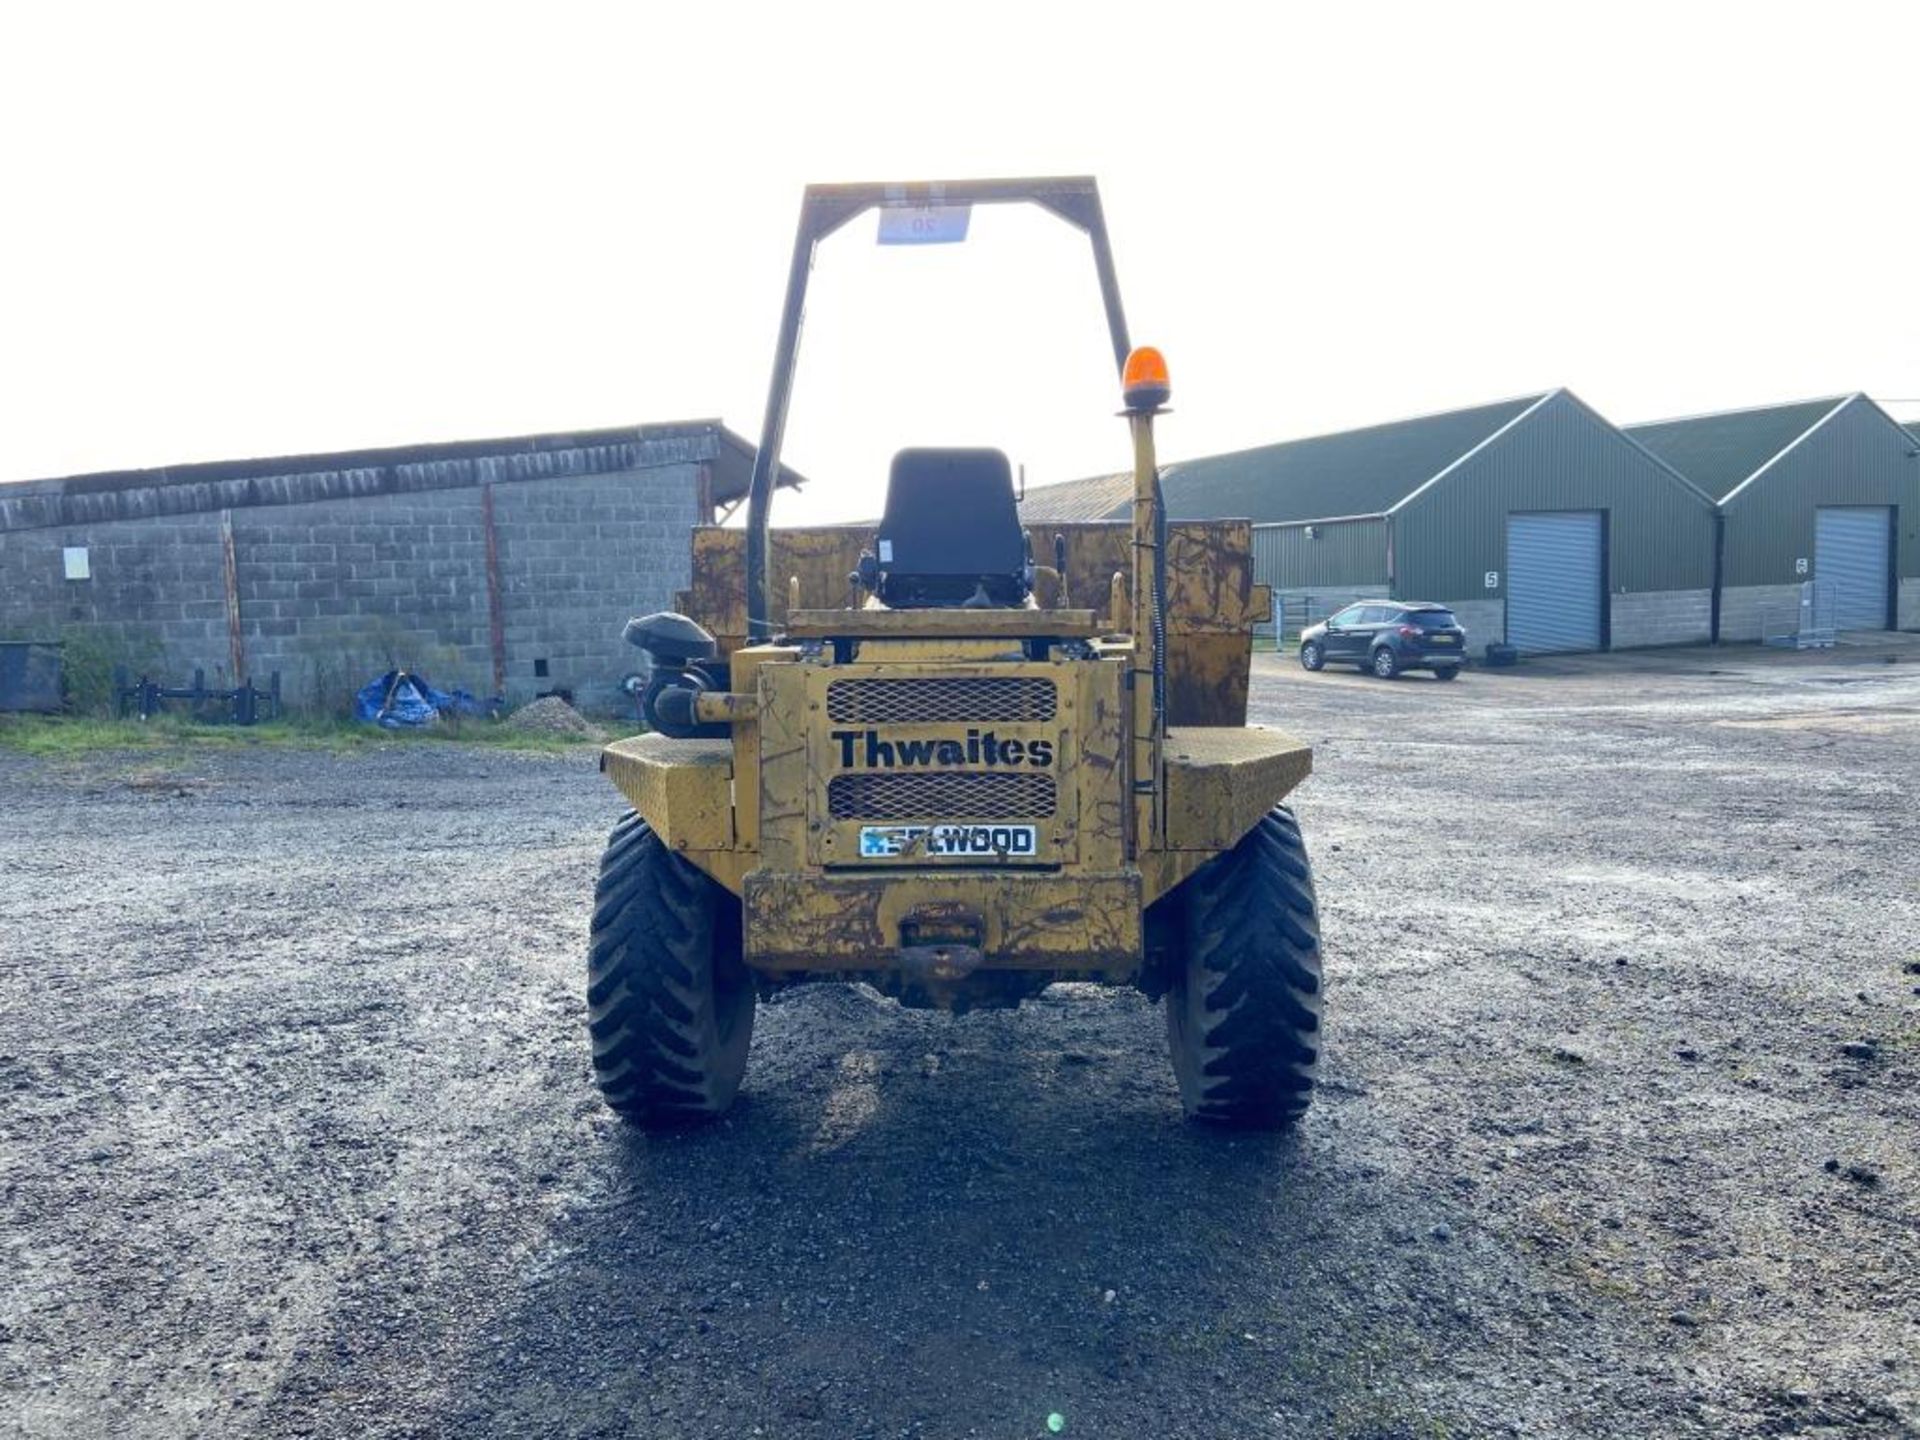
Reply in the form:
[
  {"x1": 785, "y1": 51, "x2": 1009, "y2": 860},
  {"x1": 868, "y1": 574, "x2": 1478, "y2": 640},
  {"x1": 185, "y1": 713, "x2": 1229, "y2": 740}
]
[{"x1": 2, "y1": 641, "x2": 1917, "y2": 1439}]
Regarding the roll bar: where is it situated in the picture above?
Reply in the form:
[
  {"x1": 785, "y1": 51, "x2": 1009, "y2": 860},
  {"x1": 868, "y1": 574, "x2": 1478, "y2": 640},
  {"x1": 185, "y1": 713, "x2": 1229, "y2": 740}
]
[{"x1": 742, "y1": 176, "x2": 1134, "y2": 639}]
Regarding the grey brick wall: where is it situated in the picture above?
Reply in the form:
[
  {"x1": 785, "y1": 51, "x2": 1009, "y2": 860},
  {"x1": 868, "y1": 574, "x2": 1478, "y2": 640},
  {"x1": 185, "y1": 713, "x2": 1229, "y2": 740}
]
[
  {"x1": 1438, "y1": 593, "x2": 1710, "y2": 651},
  {"x1": 1438, "y1": 599, "x2": 1505, "y2": 648},
  {"x1": 1717, "y1": 584, "x2": 1807, "y2": 644},
  {"x1": 226, "y1": 488, "x2": 493, "y2": 711},
  {"x1": 491, "y1": 468, "x2": 698, "y2": 712},
  {"x1": 0, "y1": 463, "x2": 700, "y2": 714},
  {"x1": 0, "y1": 516, "x2": 226, "y2": 679},
  {"x1": 1609, "y1": 589, "x2": 1711, "y2": 649}
]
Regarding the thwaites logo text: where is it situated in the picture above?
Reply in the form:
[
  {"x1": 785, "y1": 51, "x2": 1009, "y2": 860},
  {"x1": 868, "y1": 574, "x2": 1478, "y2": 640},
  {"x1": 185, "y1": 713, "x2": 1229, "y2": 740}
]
[{"x1": 829, "y1": 728, "x2": 1055, "y2": 770}]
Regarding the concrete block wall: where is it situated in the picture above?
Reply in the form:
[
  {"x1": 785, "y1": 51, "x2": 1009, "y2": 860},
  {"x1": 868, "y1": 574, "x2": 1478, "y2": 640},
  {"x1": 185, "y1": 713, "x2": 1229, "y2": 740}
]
[
  {"x1": 1900, "y1": 579, "x2": 1919, "y2": 632},
  {"x1": 228, "y1": 489, "x2": 492, "y2": 710},
  {"x1": 1717, "y1": 584, "x2": 1809, "y2": 644},
  {"x1": 1441, "y1": 598, "x2": 1505, "y2": 648},
  {"x1": 0, "y1": 515, "x2": 227, "y2": 673},
  {"x1": 491, "y1": 468, "x2": 698, "y2": 712},
  {"x1": 1609, "y1": 589, "x2": 1712, "y2": 649},
  {"x1": 0, "y1": 463, "x2": 700, "y2": 714}
]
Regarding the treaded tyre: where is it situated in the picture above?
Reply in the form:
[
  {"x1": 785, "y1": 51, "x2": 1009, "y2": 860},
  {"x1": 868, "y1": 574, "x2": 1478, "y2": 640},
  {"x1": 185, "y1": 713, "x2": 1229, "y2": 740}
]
[
  {"x1": 1166, "y1": 806, "x2": 1323, "y2": 1128},
  {"x1": 1433, "y1": 665, "x2": 1460, "y2": 682},
  {"x1": 588, "y1": 812, "x2": 754, "y2": 1127},
  {"x1": 1299, "y1": 641, "x2": 1325, "y2": 672},
  {"x1": 1371, "y1": 646, "x2": 1400, "y2": 679}
]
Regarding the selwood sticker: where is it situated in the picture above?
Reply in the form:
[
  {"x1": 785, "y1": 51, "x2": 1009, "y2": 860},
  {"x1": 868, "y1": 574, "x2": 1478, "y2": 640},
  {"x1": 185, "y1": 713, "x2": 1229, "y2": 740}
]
[{"x1": 858, "y1": 825, "x2": 1040, "y2": 858}]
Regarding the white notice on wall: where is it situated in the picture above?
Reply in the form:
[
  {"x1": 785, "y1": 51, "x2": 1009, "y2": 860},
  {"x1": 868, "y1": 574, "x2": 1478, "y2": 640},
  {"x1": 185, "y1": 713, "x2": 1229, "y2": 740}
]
[
  {"x1": 62, "y1": 546, "x2": 90, "y2": 581},
  {"x1": 1484, "y1": 571, "x2": 1499, "y2": 589}
]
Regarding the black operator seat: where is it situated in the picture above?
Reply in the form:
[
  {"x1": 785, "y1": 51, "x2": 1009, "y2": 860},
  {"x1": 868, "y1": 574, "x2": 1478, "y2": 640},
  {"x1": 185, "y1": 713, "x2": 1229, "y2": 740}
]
[{"x1": 875, "y1": 447, "x2": 1031, "y2": 609}]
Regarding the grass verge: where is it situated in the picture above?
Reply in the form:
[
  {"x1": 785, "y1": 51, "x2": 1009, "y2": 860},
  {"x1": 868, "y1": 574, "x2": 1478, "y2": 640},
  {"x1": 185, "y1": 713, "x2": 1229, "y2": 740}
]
[{"x1": 0, "y1": 713, "x2": 603, "y2": 759}]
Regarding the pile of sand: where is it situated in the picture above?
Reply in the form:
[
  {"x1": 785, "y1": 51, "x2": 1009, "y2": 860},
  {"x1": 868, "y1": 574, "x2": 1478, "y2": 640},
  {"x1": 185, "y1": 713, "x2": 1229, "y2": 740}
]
[{"x1": 501, "y1": 696, "x2": 604, "y2": 740}]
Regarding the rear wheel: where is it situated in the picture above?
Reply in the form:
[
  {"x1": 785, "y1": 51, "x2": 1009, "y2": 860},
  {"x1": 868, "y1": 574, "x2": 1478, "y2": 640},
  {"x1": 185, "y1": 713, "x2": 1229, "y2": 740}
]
[
  {"x1": 1299, "y1": 641, "x2": 1325, "y2": 672},
  {"x1": 1433, "y1": 665, "x2": 1460, "y2": 682},
  {"x1": 1371, "y1": 646, "x2": 1400, "y2": 679},
  {"x1": 1165, "y1": 807, "x2": 1323, "y2": 1127},
  {"x1": 587, "y1": 812, "x2": 755, "y2": 1127}
]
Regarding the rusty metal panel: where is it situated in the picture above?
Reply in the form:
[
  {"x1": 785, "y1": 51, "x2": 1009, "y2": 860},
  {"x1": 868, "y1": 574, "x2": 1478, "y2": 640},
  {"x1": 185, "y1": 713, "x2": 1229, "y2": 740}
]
[
  {"x1": 785, "y1": 607, "x2": 1102, "y2": 638},
  {"x1": 754, "y1": 657, "x2": 810, "y2": 872},
  {"x1": 599, "y1": 735, "x2": 735, "y2": 855},
  {"x1": 803, "y1": 661, "x2": 1080, "y2": 868},
  {"x1": 743, "y1": 870, "x2": 1142, "y2": 971},
  {"x1": 1073, "y1": 655, "x2": 1127, "y2": 870},
  {"x1": 681, "y1": 520, "x2": 1262, "y2": 725},
  {"x1": 719, "y1": 642, "x2": 800, "y2": 849},
  {"x1": 1166, "y1": 632, "x2": 1254, "y2": 729},
  {"x1": 1143, "y1": 724, "x2": 1313, "y2": 903},
  {"x1": 681, "y1": 525, "x2": 873, "y2": 651},
  {"x1": 1162, "y1": 724, "x2": 1312, "y2": 851}
]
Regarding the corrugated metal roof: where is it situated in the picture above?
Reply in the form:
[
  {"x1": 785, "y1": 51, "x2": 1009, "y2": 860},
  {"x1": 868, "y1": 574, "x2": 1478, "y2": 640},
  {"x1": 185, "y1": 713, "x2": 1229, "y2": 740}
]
[
  {"x1": 1624, "y1": 397, "x2": 1848, "y2": 501},
  {"x1": 1020, "y1": 394, "x2": 1551, "y2": 526},
  {"x1": 0, "y1": 421, "x2": 804, "y2": 534},
  {"x1": 1156, "y1": 394, "x2": 1549, "y2": 522},
  {"x1": 1018, "y1": 471, "x2": 1134, "y2": 522}
]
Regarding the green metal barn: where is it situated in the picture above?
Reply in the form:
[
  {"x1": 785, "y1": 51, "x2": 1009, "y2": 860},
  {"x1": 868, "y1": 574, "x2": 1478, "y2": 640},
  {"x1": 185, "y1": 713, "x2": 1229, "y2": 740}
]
[
  {"x1": 1628, "y1": 395, "x2": 1920, "y2": 639},
  {"x1": 1022, "y1": 389, "x2": 1719, "y2": 654}
]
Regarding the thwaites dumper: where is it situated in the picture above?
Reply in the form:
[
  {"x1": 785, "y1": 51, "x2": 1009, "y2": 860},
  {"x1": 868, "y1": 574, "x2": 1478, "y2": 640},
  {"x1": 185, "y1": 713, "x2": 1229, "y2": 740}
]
[{"x1": 592, "y1": 177, "x2": 1322, "y2": 1129}]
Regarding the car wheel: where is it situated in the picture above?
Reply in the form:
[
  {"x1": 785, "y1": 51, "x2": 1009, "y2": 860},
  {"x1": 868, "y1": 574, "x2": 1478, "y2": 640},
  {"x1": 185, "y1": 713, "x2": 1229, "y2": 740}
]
[
  {"x1": 1299, "y1": 641, "x2": 1324, "y2": 672},
  {"x1": 1371, "y1": 646, "x2": 1400, "y2": 679},
  {"x1": 1433, "y1": 666, "x2": 1460, "y2": 682}
]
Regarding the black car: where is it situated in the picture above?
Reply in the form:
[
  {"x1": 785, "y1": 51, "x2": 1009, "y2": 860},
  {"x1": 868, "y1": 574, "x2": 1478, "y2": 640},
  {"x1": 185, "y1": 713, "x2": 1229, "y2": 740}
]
[{"x1": 1299, "y1": 601, "x2": 1466, "y2": 680}]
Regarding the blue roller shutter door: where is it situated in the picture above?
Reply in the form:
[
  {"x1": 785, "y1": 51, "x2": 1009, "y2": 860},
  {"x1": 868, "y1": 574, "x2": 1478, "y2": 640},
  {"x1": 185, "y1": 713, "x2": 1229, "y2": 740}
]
[
  {"x1": 1814, "y1": 506, "x2": 1891, "y2": 631},
  {"x1": 1506, "y1": 511, "x2": 1604, "y2": 654}
]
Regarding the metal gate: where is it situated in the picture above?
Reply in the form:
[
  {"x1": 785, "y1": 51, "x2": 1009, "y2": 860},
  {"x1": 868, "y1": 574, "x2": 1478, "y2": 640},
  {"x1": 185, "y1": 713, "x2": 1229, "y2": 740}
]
[
  {"x1": 1762, "y1": 580, "x2": 1838, "y2": 649},
  {"x1": 1814, "y1": 506, "x2": 1891, "y2": 631},
  {"x1": 1506, "y1": 511, "x2": 1604, "y2": 654}
]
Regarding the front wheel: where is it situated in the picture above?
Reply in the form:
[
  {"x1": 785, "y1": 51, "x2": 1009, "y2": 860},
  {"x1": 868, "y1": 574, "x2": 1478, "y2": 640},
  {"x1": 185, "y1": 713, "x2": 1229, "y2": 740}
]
[
  {"x1": 1165, "y1": 807, "x2": 1324, "y2": 1127},
  {"x1": 587, "y1": 812, "x2": 755, "y2": 1127},
  {"x1": 1299, "y1": 641, "x2": 1325, "y2": 672},
  {"x1": 1371, "y1": 646, "x2": 1400, "y2": 679}
]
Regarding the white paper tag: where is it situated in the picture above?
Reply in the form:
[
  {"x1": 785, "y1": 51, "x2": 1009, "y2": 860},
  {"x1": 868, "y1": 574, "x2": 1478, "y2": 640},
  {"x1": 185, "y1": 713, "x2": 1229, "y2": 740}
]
[
  {"x1": 877, "y1": 204, "x2": 972, "y2": 245},
  {"x1": 878, "y1": 539, "x2": 894, "y2": 563}
]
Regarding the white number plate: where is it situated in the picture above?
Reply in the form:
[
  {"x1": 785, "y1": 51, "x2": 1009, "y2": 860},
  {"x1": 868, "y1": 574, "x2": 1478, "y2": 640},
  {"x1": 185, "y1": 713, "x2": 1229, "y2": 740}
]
[{"x1": 858, "y1": 824, "x2": 1038, "y2": 858}]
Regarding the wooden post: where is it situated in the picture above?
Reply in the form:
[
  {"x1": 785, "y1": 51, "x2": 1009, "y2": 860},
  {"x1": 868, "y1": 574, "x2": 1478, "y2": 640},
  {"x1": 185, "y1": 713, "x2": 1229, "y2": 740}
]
[{"x1": 219, "y1": 509, "x2": 247, "y2": 682}]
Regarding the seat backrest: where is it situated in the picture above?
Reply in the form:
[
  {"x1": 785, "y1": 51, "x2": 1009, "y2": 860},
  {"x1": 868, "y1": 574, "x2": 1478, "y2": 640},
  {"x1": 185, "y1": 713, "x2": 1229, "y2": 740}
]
[{"x1": 876, "y1": 447, "x2": 1028, "y2": 608}]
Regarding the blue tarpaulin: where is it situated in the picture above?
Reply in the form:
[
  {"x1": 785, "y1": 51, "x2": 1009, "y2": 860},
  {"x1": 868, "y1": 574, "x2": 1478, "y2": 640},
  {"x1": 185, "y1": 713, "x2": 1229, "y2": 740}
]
[{"x1": 355, "y1": 671, "x2": 490, "y2": 729}]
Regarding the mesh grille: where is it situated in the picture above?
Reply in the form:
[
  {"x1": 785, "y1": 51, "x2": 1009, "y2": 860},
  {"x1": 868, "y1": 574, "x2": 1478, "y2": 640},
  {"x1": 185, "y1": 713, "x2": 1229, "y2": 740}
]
[
  {"x1": 827, "y1": 677, "x2": 1057, "y2": 725},
  {"x1": 829, "y1": 771, "x2": 1056, "y2": 821}
]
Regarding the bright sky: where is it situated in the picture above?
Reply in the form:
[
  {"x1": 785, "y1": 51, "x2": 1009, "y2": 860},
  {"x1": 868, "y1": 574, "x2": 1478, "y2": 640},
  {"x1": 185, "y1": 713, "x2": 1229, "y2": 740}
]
[{"x1": 3, "y1": 1, "x2": 1917, "y2": 522}]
